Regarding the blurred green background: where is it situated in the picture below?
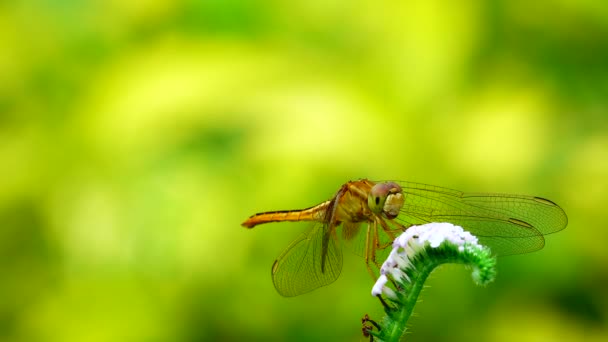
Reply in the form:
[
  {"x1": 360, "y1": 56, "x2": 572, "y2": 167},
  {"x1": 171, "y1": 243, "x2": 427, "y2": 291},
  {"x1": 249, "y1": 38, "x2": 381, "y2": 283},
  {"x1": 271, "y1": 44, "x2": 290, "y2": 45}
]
[{"x1": 1, "y1": 0, "x2": 607, "y2": 341}]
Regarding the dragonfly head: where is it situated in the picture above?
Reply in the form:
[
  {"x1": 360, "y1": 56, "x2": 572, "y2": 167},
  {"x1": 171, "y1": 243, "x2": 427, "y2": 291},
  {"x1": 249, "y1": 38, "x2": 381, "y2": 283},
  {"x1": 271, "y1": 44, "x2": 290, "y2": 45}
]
[{"x1": 368, "y1": 182, "x2": 404, "y2": 219}]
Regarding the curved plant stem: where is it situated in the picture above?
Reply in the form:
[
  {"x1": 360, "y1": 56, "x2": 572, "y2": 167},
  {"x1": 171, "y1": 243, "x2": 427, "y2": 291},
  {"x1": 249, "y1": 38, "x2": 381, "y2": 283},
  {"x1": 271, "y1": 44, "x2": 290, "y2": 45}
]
[{"x1": 367, "y1": 240, "x2": 496, "y2": 342}]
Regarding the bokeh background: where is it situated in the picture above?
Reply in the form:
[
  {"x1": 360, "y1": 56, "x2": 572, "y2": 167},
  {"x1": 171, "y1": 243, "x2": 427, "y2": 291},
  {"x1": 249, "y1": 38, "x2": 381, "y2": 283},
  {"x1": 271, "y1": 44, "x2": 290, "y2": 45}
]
[{"x1": 1, "y1": 1, "x2": 607, "y2": 341}]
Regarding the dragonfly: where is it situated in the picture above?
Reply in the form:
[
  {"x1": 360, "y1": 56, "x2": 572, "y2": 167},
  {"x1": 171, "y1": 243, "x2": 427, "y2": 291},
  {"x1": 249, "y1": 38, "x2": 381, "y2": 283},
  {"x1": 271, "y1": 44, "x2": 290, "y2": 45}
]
[{"x1": 242, "y1": 179, "x2": 568, "y2": 297}]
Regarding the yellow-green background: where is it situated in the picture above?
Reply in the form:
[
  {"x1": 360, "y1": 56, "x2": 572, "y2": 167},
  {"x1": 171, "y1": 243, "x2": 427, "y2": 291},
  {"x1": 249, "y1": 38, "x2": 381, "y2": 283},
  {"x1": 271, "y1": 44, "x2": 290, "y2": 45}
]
[{"x1": 1, "y1": 1, "x2": 607, "y2": 341}]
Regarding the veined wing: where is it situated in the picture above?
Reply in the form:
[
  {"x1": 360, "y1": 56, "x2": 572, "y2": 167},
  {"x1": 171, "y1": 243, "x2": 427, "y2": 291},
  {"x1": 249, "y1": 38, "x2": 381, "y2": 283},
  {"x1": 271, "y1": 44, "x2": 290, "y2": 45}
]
[
  {"x1": 340, "y1": 221, "x2": 404, "y2": 262},
  {"x1": 340, "y1": 222, "x2": 367, "y2": 257},
  {"x1": 272, "y1": 222, "x2": 342, "y2": 297},
  {"x1": 394, "y1": 182, "x2": 568, "y2": 255}
]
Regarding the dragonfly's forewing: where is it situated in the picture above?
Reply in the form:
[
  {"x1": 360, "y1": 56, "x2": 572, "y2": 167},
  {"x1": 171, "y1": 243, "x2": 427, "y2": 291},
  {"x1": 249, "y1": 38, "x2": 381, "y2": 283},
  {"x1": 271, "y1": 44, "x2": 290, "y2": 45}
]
[
  {"x1": 272, "y1": 222, "x2": 342, "y2": 297},
  {"x1": 395, "y1": 182, "x2": 568, "y2": 255}
]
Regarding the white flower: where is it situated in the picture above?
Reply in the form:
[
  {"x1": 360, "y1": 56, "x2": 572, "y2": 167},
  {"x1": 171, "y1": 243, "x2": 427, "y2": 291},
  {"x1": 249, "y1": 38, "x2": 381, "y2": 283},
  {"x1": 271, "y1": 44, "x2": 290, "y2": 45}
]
[
  {"x1": 371, "y1": 274, "x2": 388, "y2": 296},
  {"x1": 390, "y1": 267, "x2": 408, "y2": 283},
  {"x1": 371, "y1": 222, "x2": 484, "y2": 297}
]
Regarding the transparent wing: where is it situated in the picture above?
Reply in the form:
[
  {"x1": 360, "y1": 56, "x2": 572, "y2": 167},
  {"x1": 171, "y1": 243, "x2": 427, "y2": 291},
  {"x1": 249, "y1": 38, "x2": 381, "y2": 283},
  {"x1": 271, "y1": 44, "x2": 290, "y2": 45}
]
[
  {"x1": 340, "y1": 221, "x2": 404, "y2": 263},
  {"x1": 272, "y1": 222, "x2": 343, "y2": 297},
  {"x1": 395, "y1": 182, "x2": 568, "y2": 255},
  {"x1": 340, "y1": 222, "x2": 367, "y2": 257}
]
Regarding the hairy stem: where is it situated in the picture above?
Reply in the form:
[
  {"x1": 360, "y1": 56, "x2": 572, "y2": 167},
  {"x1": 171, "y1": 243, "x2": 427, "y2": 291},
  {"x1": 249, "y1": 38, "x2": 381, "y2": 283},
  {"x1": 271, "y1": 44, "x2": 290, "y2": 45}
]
[{"x1": 368, "y1": 242, "x2": 496, "y2": 342}]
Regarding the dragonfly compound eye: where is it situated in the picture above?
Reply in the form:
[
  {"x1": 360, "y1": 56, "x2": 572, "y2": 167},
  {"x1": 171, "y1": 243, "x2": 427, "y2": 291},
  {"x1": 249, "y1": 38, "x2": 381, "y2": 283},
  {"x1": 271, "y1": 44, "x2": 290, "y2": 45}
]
[
  {"x1": 369, "y1": 184, "x2": 387, "y2": 214},
  {"x1": 368, "y1": 182, "x2": 403, "y2": 217}
]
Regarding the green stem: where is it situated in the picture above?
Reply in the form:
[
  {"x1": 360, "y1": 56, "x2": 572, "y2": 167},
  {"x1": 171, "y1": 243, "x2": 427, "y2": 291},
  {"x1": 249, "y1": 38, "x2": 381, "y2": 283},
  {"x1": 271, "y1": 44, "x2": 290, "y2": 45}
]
[
  {"x1": 368, "y1": 243, "x2": 496, "y2": 342},
  {"x1": 385, "y1": 259, "x2": 438, "y2": 339}
]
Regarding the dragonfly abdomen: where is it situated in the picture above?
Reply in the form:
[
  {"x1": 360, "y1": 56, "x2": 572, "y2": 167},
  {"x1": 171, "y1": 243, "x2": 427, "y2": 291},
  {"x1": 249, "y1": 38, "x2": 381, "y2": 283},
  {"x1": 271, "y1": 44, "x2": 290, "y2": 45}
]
[{"x1": 242, "y1": 201, "x2": 330, "y2": 228}]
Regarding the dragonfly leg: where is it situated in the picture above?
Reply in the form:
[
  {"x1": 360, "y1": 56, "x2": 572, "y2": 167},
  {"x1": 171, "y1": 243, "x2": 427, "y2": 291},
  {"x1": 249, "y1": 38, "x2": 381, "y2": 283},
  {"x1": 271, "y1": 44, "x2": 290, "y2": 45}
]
[
  {"x1": 365, "y1": 221, "x2": 379, "y2": 280},
  {"x1": 376, "y1": 219, "x2": 407, "y2": 249},
  {"x1": 369, "y1": 220, "x2": 405, "y2": 275},
  {"x1": 374, "y1": 221, "x2": 382, "y2": 249},
  {"x1": 369, "y1": 220, "x2": 385, "y2": 272}
]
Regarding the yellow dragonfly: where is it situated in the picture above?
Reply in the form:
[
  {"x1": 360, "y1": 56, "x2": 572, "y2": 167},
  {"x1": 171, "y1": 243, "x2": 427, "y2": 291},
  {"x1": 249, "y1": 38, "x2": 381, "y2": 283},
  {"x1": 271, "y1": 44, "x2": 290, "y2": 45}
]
[{"x1": 242, "y1": 179, "x2": 568, "y2": 297}]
